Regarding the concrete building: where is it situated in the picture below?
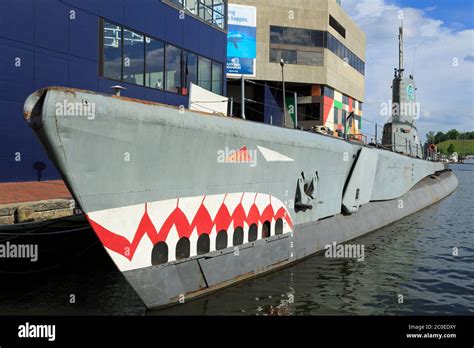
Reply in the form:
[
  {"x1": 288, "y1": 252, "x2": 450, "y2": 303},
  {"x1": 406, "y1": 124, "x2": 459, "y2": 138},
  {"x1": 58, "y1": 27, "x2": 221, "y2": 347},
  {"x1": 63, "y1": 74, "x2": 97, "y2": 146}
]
[
  {"x1": 227, "y1": 0, "x2": 365, "y2": 139},
  {"x1": 0, "y1": 0, "x2": 228, "y2": 183}
]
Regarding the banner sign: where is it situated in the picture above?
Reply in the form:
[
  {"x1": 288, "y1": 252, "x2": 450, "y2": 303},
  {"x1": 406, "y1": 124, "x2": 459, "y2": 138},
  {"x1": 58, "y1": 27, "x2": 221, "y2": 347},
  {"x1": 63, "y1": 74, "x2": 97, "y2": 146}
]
[{"x1": 226, "y1": 4, "x2": 257, "y2": 77}]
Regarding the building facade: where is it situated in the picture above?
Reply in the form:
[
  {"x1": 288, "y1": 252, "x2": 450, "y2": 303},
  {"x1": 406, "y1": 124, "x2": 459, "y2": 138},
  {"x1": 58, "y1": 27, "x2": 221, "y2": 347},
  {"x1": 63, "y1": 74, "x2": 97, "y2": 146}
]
[
  {"x1": 0, "y1": 0, "x2": 228, "y2": 183},
  {"x1": 226, "y1": 0, "x2": 365, "y2": 138}
]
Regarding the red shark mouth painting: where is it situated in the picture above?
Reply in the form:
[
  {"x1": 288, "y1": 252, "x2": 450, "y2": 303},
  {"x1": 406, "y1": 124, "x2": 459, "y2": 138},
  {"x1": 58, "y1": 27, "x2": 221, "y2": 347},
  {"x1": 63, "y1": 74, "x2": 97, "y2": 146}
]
[{"x1": 87, "y1": 193, "x2": 294, "y2": 271}]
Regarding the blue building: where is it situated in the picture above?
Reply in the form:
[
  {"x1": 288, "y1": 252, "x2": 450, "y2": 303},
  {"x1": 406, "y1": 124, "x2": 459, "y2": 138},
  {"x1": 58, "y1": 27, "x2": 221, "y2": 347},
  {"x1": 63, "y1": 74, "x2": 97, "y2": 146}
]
[{"x1": 0, "y1": 0, "x2": 228, "y2": 182}]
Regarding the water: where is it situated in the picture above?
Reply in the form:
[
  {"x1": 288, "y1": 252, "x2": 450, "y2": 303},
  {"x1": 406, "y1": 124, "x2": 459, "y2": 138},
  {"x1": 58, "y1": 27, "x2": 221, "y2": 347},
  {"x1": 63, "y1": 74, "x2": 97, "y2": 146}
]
[{"x1": 0, "y1": 164, "x2": 472, "y2": 315}]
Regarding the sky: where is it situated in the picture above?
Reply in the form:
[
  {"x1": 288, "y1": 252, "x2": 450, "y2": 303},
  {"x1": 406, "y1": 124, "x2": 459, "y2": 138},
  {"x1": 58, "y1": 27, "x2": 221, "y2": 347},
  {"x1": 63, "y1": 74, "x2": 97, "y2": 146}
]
[{"x1": 341, "y1": 0, "x2": 474, "y2": 141}]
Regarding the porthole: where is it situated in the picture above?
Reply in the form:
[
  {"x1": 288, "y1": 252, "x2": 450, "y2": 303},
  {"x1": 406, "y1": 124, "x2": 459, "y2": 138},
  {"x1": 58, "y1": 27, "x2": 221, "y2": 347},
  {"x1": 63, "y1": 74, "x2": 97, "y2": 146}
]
[
  {"x1": 216, "y1": 230, "x2": 228, "y2": 250},
  {"x1": 197, "y1": 234, "x2": 210, "y2": 255},
  {"x1": 262, "y1": 221, "x2": 271, "y2": 239},
  {"x1": 176, "y1": 237, "x2": 190, "y2": 260},
  {"x1": 248, "y1": 224, "x2": 258, "y2": 242},
  {"x1": 233, "y1": 227, "x2": 244, "y2": 246},
  {"x1": 151, "y1": 242, "x2": 168, "y2": 265},
  {"x1": 275, "y1": 218, "x2": 284, "y2": 235}
]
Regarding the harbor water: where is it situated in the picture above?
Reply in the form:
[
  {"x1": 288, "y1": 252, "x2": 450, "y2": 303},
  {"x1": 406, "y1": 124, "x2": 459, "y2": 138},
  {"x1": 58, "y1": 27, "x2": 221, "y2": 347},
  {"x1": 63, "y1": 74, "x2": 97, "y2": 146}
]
[{"x1": 0, "y1": 164, "x2": 472, "y2": 316}]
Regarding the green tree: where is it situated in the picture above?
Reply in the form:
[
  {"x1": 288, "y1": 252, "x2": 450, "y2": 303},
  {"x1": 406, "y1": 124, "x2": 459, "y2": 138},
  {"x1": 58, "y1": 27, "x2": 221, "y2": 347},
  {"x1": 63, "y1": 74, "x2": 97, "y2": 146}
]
[
  {"x1": 434, "y1": 131, "x2": 446, "y2": 144},
  {"x1": 426, "y1": 131, "x2": 435, "y2": 144},
  {"x1": 446, "y1": 129, "x2": 460, "y2": 140},
  {"x1": 447, "y1": 143, "x2": 456, "y2": 154}
]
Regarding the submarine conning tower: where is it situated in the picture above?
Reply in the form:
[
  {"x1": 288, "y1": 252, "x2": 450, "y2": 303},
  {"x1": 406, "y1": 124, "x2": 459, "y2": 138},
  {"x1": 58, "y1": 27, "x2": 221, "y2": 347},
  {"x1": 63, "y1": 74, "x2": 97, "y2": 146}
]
[{"x1": 382, "y1": 21, "x2": 423, "y2": 158}]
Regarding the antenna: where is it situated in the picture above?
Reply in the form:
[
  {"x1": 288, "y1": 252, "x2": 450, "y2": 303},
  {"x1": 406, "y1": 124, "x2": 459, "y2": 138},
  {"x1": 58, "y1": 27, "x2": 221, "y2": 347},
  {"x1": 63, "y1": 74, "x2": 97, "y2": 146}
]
[
  {"x1": 398, "y1": 19, "x2": 404, "y2": 78},
  {"x1": 411, "y1": 44, "x2": 417, "y2": 78}
]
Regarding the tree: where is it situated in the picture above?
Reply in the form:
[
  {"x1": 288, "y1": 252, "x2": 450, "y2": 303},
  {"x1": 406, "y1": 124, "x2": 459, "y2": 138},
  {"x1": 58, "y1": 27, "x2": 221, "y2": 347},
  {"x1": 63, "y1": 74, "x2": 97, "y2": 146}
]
[
  {"x1": 447, "y1": 144, "x2": 456, "y2": 154},
  {"x1": 426, "y1": 131, "x2": 435, "y2": 144},
  {"x1": 446, "y1": 129, "x2": 460, "y2": 140},
  {"x1": 434, "y1": 131, "x2": 446, "y2": 144}
]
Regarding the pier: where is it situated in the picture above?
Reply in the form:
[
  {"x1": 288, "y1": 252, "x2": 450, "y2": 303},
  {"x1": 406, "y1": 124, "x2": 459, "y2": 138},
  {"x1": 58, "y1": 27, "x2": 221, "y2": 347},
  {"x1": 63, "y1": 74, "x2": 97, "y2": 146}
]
[{"x1": 0, "y1": 181, "x2": 76, "y2": 225}]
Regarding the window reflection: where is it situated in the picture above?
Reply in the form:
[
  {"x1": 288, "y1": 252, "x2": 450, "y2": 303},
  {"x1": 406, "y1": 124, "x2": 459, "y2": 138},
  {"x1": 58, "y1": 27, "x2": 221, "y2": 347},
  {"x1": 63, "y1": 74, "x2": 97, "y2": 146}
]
[
  {"x1": 184, "y1": 51, "x2": 198, "y2": 91},
  {"x1": 270, "y1": 49, "x2": 297, "y2": 65},
  {"x1": 146, "y1": 37, "x2": 165, "y2": 89},
  {"x1": 269, "y1": 25, "x2": 365, "y2": 74},
  {"x1": 103, "y1": 22, "x2": 122, "y2": 81},
  {"x1": 198, "y1": 56, "x2": 211, "y2": 91},
  {"x1": 100, "y1": 19, "x2": 225, "y2": 95},
  {"x1": 165, "y1": 44, "x2": 182, "y2": 93},
  {"x1": 123, "y1": 29, "x2": 145, "y2": 85},
  {"x1": 185, "y1": 0, "x2": 198, "y2": 14},
  {"x1": 164, "y1": 0, "x2": 226, "y2": 30},
  {"x1": 211, "y1": 62, "x2": 222, "y2": 95}
]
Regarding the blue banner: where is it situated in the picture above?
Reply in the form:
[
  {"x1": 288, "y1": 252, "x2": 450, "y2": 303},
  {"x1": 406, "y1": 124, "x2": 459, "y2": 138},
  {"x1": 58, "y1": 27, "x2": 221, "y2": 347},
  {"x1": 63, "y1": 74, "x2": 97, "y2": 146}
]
[{"x1": 226, "y1": 4, "x2": 257, "y2": 77}]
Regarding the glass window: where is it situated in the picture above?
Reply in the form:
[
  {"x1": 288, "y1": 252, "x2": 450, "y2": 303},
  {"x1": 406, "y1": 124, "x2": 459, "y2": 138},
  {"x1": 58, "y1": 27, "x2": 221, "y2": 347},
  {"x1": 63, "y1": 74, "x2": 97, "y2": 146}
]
[
  {"x1": 198, "y1": 1, "x2": 213, "y2": 24},
  {"x1": 165, "y1": 44, "x2": 182, "y2": 93},
  {"x1": 164, "y1": 0, "x2": 226, "y2": 30},
  {"x1": 103, "y1": 22, "x2": 122, "y2": 81},
  {"x1": 185, "y1": 0, "x2": 198, "y2": 14},
  {"x1": 170, "y1": 0, "x2": 184, "y2": 7},
  {"x1": 213, "y1": 11, "x2": 225, "y2": 29},
  {"x1": 198, "y1": 56, "x2": 212, "y2": 90},
  {"x1": 311, "y1": 30, "x2": 324, "y2": 47},
  {"x1": 183, "y1": 51, "x2": 198, "y2": 90},
  {"x1": 326, "y1": 32, "x2": 335, "y2": 52},
  {"x1": 145, "y1": 37, "x2": 164, "y2": 89},
  {"x1": 211, "y1": 61, "x2": 223, "y2": 95},
  {"x1": 279, "y1": 49, "x2": 297, "y2": 64},
  {"x1": 302, "y1": 103, "x2": 321, "y2": 121},
  {"x1": 337, "y1": 40, "x2": 344, "y2": 59},
  {"x1": 269, "y1": 48, "x2": 279, "y2": 63},
  {"x1": 297, "y1": 51, "x2": 323, "y2": 66},
  {"x1": 270, "y1": 26, "x2": 284, "y2": 44},
  {"x1": 123, "y1": 29, "x2": 145, "y2": 85},
  {"x1": 342, "y1": 45, "x2": 348, "y2": 61},
  {"x1": 213, "y1": 0, "x2": 226, "y2": 28},
  {"x1": 349, "y1": 51, "x2": 355, "y2": 68},
  {"x1": 324, "y1": 86, "x2": 334, "y2": 99},
  {"x1": 297, "y1": 29, "x2": 312, "y2": 46},
  {"x1": 213, "y1": 0, "x2": 225, "y2": 14},
  {"x1": 268, "y1": 25, "x2": 364, "y2": 75},
  {"x1": 270, "y1": 48, "x2": 298, "y2": 64},
  {"x1": 282, "y1": 27, "x2": 299, "y2": 45}
]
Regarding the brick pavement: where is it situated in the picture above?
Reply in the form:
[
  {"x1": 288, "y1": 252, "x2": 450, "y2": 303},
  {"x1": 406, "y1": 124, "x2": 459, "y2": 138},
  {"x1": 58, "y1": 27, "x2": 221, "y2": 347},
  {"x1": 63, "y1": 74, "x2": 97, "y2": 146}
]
[{"x1": 0, "y1": 180, "x2": 72, "y2": 205}]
